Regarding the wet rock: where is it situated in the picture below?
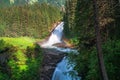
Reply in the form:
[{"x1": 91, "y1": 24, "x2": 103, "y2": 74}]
[
  {"x1": 53, "y1": 43, "x2": 68, "y2": 48},
  {"x1": 39, "y1": 48, "x2": 65, "y2": 80}
]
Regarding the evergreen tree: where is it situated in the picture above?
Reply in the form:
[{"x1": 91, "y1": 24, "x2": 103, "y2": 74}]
[
  {"x1": 64, "y1": 0, "x2": 77, "y2": 37},
  {"x1": 64, "y1": 0, "x2": 120, "y2": 80},
  {"x1": 93, "y1": 0, "x2": 108, "y2": 79}
]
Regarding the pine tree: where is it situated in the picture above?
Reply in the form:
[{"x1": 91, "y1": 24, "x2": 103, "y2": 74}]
[
  {"x1": 64, "y1": 0, "x2": 77, "y2": 37},
  {"x1": 93, "y1": 0, "x2": 109, "y2": 80}
]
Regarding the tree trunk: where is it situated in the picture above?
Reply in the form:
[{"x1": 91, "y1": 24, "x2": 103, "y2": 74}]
[{"x1": 92, "y1": 0, "x2": 109, "y2": 80}]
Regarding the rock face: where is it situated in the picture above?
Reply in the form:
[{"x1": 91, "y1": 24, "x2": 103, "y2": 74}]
[
  {"x1": 39, "y1": 48, "x2": 65, "y2": 80},
  {"x1": 53, "y1": 43, "x2": 68, "y2": 48}
]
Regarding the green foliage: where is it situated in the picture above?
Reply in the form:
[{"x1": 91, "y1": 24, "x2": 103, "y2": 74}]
[
  {"x1": 103, "y1": 40, "x2": 120, "y2": 80},
  {"x1": 0, "y1": 37, "x2": 43, "y2": 80},
  {"x1": 69, "y1": 38, "x2": 79, "y2": 47},
  {"x1": 0, "y1": 0, "x2": 66, "y2": 8},
  {"x1": 0, "y1": 39, "x2": 7, "y2": 51},
  {"x1": 65, "y1": 0, "x2": 120, "y2": 80},
  {"x1": 72, "y1": 40, "x2": 120, "y2": 80},
  {"x1": 64, "y1": 0, "x2": 77, "y2": 37},
  {"x1": 38, "y1": 0, "x2": 66, "y2": 7},
  {"x1": 0, "y1": 0, "x2": 10, "y2": 7},
  {"x1": 0, "y1": 39, "x2": 13, "y2": 53},
  {"x1": 0, "y1": 23, "x2": 7, "y2": 36},
  {"x1": 0, "y1": 3, "x2": 61, "y2": 38},
  {"x1": 0, "y1": 37, "x2": 35, "y2": 49}
]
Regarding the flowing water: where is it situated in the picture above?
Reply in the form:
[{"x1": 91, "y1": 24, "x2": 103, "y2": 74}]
[
  {"x1": 41, "y1": 22, "x2": 81, "y2": 80},
  {"x1": 41, "y1": 22, "x2": 64, "y2": 47},
  {"x1": 52, "y1": 57, "x2": 80, "y2": 80}
]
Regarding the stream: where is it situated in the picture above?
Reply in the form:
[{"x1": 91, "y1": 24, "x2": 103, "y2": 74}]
[{"x1": 41, "y1": 22, "x2": 81, "y2": 80}]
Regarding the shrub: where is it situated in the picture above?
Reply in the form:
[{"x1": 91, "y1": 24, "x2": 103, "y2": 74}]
[
  {"x1": 74, "y1": 40, "x2": 120, "y2": 80},
  {"x1": 0, "y1": 38, "x2": 43, "y2": 80}
]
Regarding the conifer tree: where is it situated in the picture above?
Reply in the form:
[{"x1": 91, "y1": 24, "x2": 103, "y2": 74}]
[{"x1": 93, "y1": 0, "x2": 108, "y2": 80}]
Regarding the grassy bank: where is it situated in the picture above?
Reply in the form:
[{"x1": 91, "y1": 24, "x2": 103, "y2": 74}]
[{"x1": 0, "y1": 37, "x2": 43, "y2": 80}]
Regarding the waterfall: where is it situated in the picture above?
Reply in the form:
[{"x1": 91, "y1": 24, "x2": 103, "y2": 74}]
[
  {"x1": 41, "y1": 22, "x2": 64, "y2": 47},
  {"x1": 52, "y1": 57, "x2": 81, "y2": 80},
  {"x1": 41, "y1": 22, "x2": 81, "y2": 80}
]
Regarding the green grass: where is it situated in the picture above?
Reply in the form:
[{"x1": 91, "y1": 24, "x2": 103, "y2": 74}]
[
  {"x1": 0, "y1": 37, "x2": 43, "y2": 80},
  {"x1": 0, "y1": 37, "x2": 36, "y2": 49}
]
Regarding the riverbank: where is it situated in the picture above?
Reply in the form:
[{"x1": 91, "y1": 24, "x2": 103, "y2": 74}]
[
  {"x1": 39, "y1": 48, "x2": 65, "y2": 80},
  {"x1": 0, "y1": 37, "x2": 43, "y2": 80},
  {"x1": 38, "y1": 22, "x2": 80, "y2": 80}
]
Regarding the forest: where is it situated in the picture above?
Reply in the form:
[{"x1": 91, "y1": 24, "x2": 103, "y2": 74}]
[
  {"x1": 0, "y1": 0, "x2": 65, "y2": 7},
  {"x1": 0, "y1": 0, "x2": 120, "y2": 80},
  {"x1": 0, "y1": 3, "x2": 61, "y2": 38},
  {"x1": 64, "y1": 0, "x2": 120, "y2": 80},
  {"x1": 0, "y1": 1, "x2": 62, "y2": 80}
]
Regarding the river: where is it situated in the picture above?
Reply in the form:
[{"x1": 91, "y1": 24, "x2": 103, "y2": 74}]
[{"x1": 41, "y1": 22, "x2": 81, "y2": 80}]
